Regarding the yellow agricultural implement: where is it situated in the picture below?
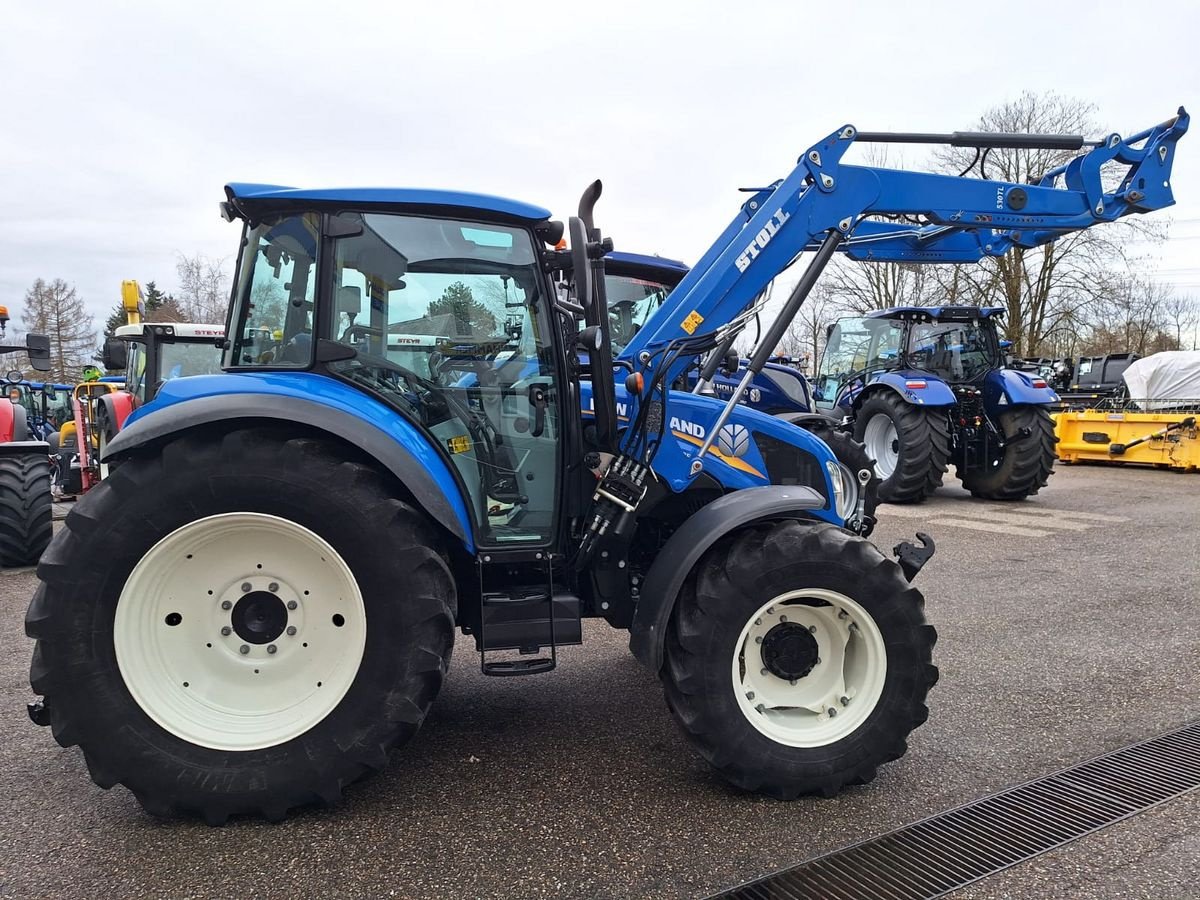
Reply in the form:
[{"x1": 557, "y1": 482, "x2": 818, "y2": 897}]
[{"x1": 1054, "y1": 403, "x2": 1199, "y2": 472}]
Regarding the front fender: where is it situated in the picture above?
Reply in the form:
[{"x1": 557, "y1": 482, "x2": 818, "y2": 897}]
[
  {"x1": 629, "y1": 486, "x2": 826, "y2": 672},
  {"x1": 106, "y1": 372, "x2": 475, "y2": 551},
  {"x1": 984, "y1": 369, "x2": 1060, "y2": 407}
]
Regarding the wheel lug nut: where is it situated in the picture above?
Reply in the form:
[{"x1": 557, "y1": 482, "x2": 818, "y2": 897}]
[
  {"x1": 840, "y1": 696, "x2": 850, "y2": 706},
  {"x1": 239, "y1": 645, "x2": 250, "y2": 654},
  {"x1": 220, "y1": 626, "x2": 232, "y2": 636},
  {"x1": 221, "y1": 600, "x2": 232, "y2": 610},
  {"x1": 241, "y1": 582, "x2": 252, "y2": 593},
  {"x1": 268, "y1": 582, "x2": 279, "y2": 592},
  {"x1": 746, "y1": 691, "x2": 755, "y2": 700},
  {"x1": 754, "y1": 618, "x2": 762, "y2": 626},
  {"x1": 789, "y1": 679, "x2": 797, "y2": 686},
  {"x1": 755, "y1": 636, "x2": 763, "y2": 644},
  {"x1": 760, "y1": 667, "x2": 769, "y2": 676},
  {"x1": 287, "y1": 600, "x2": 298, "y2": 610},
  {"x1": 828, "y1": 708, "x2": 838, "y2": 718},
  {"x1": 286, "y1": 626, "x2": 297, "y2": 636},
  {"x1": 267, "y1": 645, "x2": 277, "y2": 654},
  {"x1": 779, "y1": 615, "x2": 788, "y2": 623},
  {"x1": 808, "y1": 625, "x2": 817, "y2": 633},
  {"x1": 755, "y1": 704, "x2": 766, "y2": 713},
  {"x1": 838, "y1": 609, "x2": 848, "y2": 619}
]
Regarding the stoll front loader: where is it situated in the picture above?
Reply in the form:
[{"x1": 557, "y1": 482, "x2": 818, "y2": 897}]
[{"x1": 26, "y1": 108, "x2": 1187, "y2": 823}]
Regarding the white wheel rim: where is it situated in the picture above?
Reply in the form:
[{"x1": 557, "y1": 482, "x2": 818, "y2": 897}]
[
  {"x1": 114, "y1": 512, "x2": 366, "y2": 751},
  {"x1": 863, "y1": 415, "x2": 899, "y2": 479},
  {"x1": 731, "y1": 589, "x2": 887, "y2": 748}
]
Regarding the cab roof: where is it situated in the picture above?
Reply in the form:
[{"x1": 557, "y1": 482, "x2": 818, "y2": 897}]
[
  {"x1": 115, "y1": 323, "x2": 226, "y2": 339},
  {"x1": 867, "y1": 305, "x2": 1005, "y2": 321},
  {"x1": 605, "y1": 250, "x2": 690, "y2": 275},
  {"x1": 224, "y1": 183, "x2": 551, "y2": 223}
]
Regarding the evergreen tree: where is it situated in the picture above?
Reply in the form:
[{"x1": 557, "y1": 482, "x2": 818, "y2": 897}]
[{"x1": 427, "y1": 282, "x2": 496, "y2": 334}]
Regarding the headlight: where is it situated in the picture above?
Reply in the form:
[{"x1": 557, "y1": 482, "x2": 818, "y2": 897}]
[{"x1": 825, "y1": 459, "x2": 858, "y2": 522}]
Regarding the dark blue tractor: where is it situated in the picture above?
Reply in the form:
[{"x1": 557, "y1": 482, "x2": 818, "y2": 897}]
[{"x1": 814, "y1": 306, "x2": 1061, "y2": 503}]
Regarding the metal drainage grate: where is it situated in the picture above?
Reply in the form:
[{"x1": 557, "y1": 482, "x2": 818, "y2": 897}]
[{"x1": 713, "y1": 721, "x2": 1200, "y2": 900}]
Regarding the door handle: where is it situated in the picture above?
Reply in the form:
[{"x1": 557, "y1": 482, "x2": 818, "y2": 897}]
[{"x1": 527, "y1": 384, "x2": 548, "y2": 437}]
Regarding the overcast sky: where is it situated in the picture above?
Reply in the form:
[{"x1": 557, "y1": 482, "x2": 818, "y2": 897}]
[{"x1": 2, "y1": 1, "x2": 1197, "y2": 331}]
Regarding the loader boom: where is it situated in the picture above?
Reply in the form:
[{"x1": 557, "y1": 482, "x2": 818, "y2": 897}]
[{"x1": 618, "y1": 108, "x2": 1189, "y2": 393}]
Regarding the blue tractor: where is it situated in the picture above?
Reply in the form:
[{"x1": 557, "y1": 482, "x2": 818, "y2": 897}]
[
  {"x1": 25, "y1": 108, "x2": 1186, "y2": 822},
  {"x1": 815, "y1": 306, "x2": 1060, "y2": 502}
]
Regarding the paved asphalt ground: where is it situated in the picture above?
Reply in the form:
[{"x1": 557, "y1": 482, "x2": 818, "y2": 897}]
[{"x1": 0, "y1": 464, "x2": 1196, "y2": 899}]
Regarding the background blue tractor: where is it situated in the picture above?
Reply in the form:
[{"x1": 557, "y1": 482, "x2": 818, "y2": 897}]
[{"x1": 814, "y1": 306, "x2": 1061, "y2": 503}]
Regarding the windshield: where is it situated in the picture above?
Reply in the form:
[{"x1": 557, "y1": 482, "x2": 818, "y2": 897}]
[
  {"x1": 817, "y1": 317, "x2": 904, "y2": 399},
  {"x1": 604, "y1": 271, "x2": 675, "y2": 354},
  {"x1": 160, "y1": 341, "x2": 224, "y2": 380},
  {"x1": 905, "y1": 321, "x2": 999, "y2": 381}
]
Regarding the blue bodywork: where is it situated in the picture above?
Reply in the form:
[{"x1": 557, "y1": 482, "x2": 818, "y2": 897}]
[
  {"x1": 126, "y1": 373, "x2": 477, "y2": 550},
  {"x1": 224, "y1": 183, "x2": 551, "y2": 222},
  {"x1": 578, "y1": 380, "x2": 841, "y2": 518},
  {"x1": 833, "y1": 369, "x2": 958, "y2": 413}
]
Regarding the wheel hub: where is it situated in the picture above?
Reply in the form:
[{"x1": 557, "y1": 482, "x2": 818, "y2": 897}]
[
  {"x1": 231, "y1": 591, "x2": 288, "y2": 645},
  {"x1": 760, "y1": 622, "x2": 819, "y2": 680}
]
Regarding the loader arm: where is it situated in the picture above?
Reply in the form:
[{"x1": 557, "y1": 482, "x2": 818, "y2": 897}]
[{"x1": 618, "y1": 108, "x2": 1188, "y2": 394}]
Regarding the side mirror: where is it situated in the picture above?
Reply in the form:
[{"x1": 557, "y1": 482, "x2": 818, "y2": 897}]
[
  {"x1": 825, "y1": 323, "x2": 836, "y2": 341},
  {"x1": 102, "y1": 337, "x2": 129, "y2": 371},
  {"x1": 25, "y1": 334, "x2": 51, "y2": 372}
]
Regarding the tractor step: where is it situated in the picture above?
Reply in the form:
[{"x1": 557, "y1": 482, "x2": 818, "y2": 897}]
[
  {"x1": 481, "y1": 657, "x2": 557, "y2": 677},
  {"x1": 477, "y1": 583, "x2": 581, "y2": 676}
]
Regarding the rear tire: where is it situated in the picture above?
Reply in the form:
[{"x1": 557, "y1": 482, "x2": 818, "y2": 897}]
[
  {"x1": 960, "y1": 406, "x2": 1056, "y2": 500},
  {"x1": 662, "y1": 521, "x2": 937, "y2": 799},
  {"x1": 26, "y1": 427, "x2": 456, "y2": 823},
  {"x1": 854, "y1": 392, "x2": 950, "y2": 503},
  {"x1": 0, "y1": 452, "x2": 53, "y2": 567}
]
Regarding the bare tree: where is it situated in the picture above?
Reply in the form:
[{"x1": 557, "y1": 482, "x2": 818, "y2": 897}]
[
  {"x1": 19, "y1": 278, "x2": 97, "y2": 383},
  {"x1": 175, "y1": 253, "x2": 231, "y2": 324},
  {"x1": 1162, "y1": 292, "x2": 1200, "y2": 350},
  {"x1": 928, "y1": 91, "x2": 1165, "y2": 356}
]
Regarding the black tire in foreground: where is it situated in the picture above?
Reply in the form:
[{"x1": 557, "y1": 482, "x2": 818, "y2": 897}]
[
  {"x1": 853, "y1": 391, "x2": 951, "y2": 504},
  {"x1": 26, "y1": 427, "x2": 456, "y2": 823},
  {"x1": 960, "y1": 405, "x2": 1057, "y2": 500},
  {"x1": 0, "y1": 451, "x2": 53, "y2": 567},
  {"x1": 780, "y1": 413, "x2": 881, "y2": 535},
  {"x1": 663, "y1": 520, "x2": 937, "y2": 799}
]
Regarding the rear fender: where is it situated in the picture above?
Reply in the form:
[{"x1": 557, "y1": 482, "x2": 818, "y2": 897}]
[
  {"x1": 853, "y1": 372, "x2": 957, "y2": 409},
  {"x1": 984, "y1": 369, "x2": 1060, "y2": 408},
  {"x1": 97, "y1": 390, "x2": 136, "y2": 432},
  {"x1": 104, "y1": 373, "x2": 476, "y2": 551},
  {"x1": 0, "y1": 399, "x2": 16, "y2": 443},
  {"x1": 629, "y1": 486, "x2": 826, "y2": 671}
]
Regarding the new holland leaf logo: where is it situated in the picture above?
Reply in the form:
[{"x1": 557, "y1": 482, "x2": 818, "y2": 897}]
[{"x1": 717, "y1": 423, "x2": 751, "y2": 458}]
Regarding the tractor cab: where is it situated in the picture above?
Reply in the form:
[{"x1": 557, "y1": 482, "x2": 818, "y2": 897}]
[
  {"x1": 219, "y1": 195, "x2": 568, "y2": 550},
  {"x1": 816, "y1": 306, "x2": 1005, "y2": 414}
]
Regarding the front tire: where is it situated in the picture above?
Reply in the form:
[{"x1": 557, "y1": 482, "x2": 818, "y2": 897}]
[
  {"x1": 854, "y1": 392, "x2": 950, "y2": 503},
  {"x1": 959, "y1": 406, "x2": 1056, "y2": 500},
  {"x1": 26, "y1": 427, "x2": 456, "y2": 823},
  {"x1": 0, "y1": 452, "x2": 53, "y2": 567},
  {"x1": 662, "y1": 521, "x2": 937, "y2": 798}
]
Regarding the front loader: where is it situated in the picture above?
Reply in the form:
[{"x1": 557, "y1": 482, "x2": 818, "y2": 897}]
[{"x1": 25, "y1": 107, "x2": 1187, "y2": 823}]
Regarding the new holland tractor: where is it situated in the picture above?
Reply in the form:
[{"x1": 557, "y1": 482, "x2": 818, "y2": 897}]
[
  {"x1": 814, "y1": 306, "x2": 1061, "y2": 502},
  {"x1": 25, "y1": 108, "x2": 1186, "y2": 822},
  {"x1": 0, "y1": 311, "x2": 54, "y2": 568}
]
